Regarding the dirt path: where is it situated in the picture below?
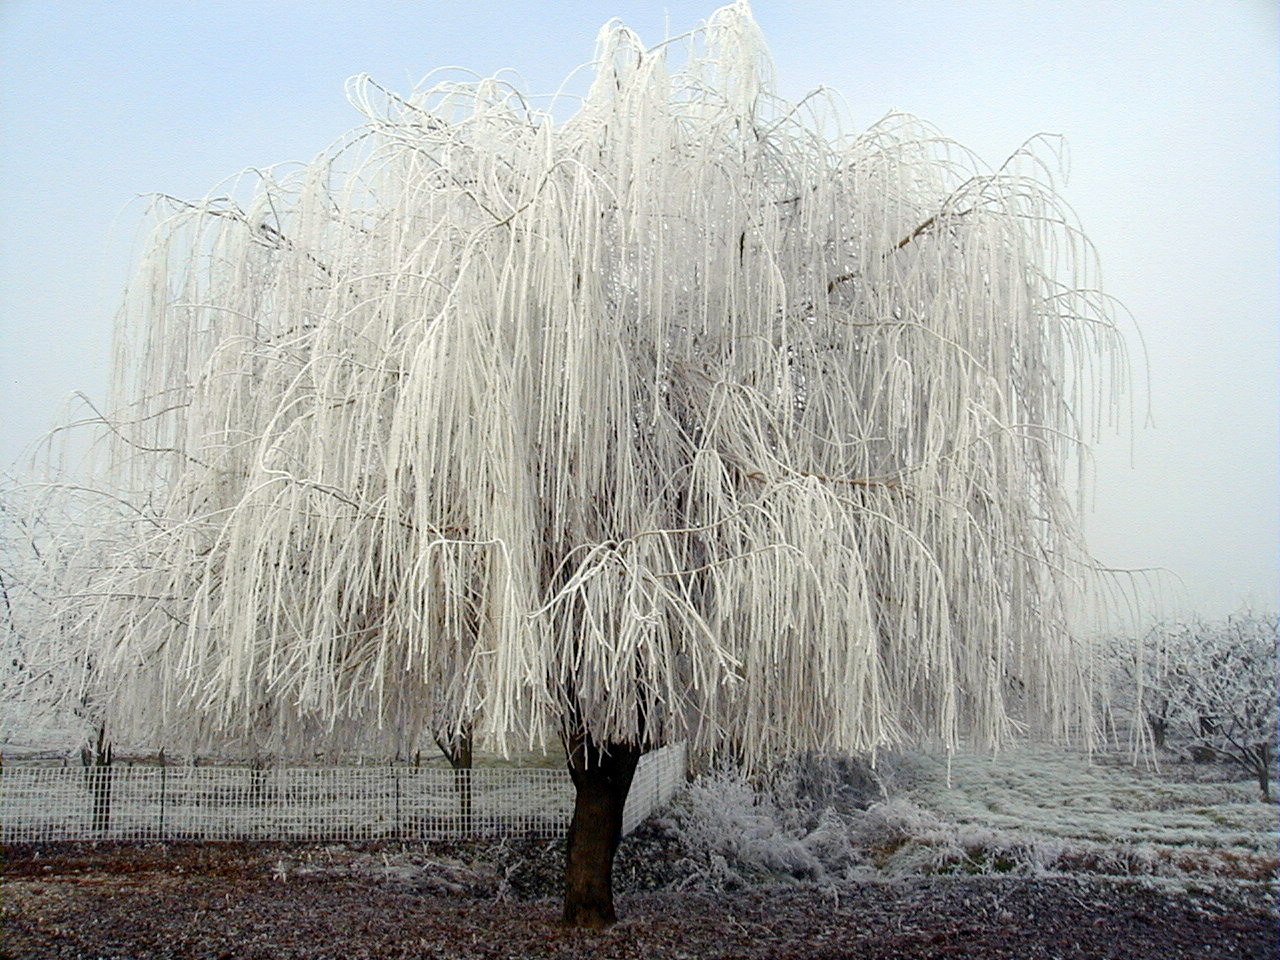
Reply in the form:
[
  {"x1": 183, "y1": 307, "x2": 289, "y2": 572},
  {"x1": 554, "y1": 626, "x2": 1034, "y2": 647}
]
[{"x1": 2, "y1": 844, "x2": 1274, "y2": 959}]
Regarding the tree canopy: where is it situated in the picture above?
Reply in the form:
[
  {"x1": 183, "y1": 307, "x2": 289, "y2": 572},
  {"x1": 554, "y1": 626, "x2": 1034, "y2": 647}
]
[{"x1": 22, "y1": 2, "x2": 1128, "y2": 769}]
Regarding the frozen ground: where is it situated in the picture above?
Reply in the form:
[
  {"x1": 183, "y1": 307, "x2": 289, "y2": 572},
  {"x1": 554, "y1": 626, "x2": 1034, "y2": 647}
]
[{"x1": 3, "y1": 851, "x2": 1273, "y2": 960}]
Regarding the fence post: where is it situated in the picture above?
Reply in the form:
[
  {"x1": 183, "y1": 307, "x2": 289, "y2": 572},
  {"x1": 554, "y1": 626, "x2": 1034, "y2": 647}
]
[
  {"x1": 159, "y1": 751, "x2": 167, "y2": 839},
  {"x1": 392, "y1": 762, "x2": 401, "y2": 841}
]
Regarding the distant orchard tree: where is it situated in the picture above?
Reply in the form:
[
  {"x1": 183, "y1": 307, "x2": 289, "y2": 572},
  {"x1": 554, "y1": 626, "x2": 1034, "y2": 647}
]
[
  {"x1": 26, "y1": 3, "x2": 1129, "y2": 925},
  {"x1": 1120, "y1": 611, "x2": 1278, "y2": 799},
  {"x1": 1105, "y1": 627, "x2": 1175, "y2": 750}
]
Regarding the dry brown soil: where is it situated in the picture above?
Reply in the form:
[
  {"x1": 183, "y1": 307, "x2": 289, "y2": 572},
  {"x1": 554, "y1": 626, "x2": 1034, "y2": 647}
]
[{"x1": 1, "y1": 842, "x2": 1275, "y2": 959}]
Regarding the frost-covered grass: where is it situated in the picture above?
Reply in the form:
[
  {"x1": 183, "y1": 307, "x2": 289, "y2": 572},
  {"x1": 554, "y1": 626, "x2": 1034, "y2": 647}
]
[
  {"x1": 657, "y1": 747, "x2": 1278, "y2": 889},
  {"x1": 921, "y1": 747, "x2": 1273, "y2": 850},
  {"x1": 879, "y1": 747, "x2": 1278, "y2": 881}
]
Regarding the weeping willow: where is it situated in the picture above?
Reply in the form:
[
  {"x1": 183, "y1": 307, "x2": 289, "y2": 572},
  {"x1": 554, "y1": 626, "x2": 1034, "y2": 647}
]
[{"x1": 53, "y1": 3, "x2": 1128, "y2": 768}]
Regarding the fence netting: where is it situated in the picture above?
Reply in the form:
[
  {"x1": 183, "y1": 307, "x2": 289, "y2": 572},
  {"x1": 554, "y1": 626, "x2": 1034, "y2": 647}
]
[{"x1": 0, "y1": 742, "x2": 686, "y2": 843}]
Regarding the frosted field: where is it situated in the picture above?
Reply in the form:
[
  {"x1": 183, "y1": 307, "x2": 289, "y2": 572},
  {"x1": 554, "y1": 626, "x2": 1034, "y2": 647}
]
[{"x1": 868, "y1": 747, "x2": 1278, "y2": 881}]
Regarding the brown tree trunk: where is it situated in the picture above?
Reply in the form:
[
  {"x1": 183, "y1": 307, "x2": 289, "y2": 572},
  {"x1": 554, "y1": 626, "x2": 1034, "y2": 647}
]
[
  {"x1": 1256, "y1": 744, "x2": 1273, "y2": 802},
  {"x1": 80, "y1": 725, "x2": 113, "y2": 835},
  {"x1": 1146, "y1": 713, "x2": 1168, "y2": 749},
  {"x1": 436, "y1": 724, "x2": 474, "y2": 834},
  {"x1": 562, "y1": 734, "x2": 641, "y2": 928}
]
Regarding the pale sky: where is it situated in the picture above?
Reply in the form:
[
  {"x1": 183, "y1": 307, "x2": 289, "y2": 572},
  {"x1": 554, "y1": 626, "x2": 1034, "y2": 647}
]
[{"x1": 1, "y1": 1, "x2": 1276, "y2": 622}]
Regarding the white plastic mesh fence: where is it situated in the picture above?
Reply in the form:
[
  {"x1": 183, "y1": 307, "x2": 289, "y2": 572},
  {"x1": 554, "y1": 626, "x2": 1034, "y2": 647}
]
[
  {"x1": 1, "y1": 742, "x2": 686, "y2": 842},
  {"x1": 623, "y1": 741, "x2": 687, "y2": 835}
]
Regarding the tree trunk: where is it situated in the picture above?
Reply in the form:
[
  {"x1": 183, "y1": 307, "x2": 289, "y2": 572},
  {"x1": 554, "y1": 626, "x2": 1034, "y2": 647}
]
[
  {"x1": 80, "y1": 725, "x2": 113, "y2": 835},
  {"x1": 562, "y1": 734, "x2": 641, "y2": 928},
  {"x1": 1255, "y1": 744, "x2": 1273, "y2": 802},
  {"x1": 1145, "y1": 713, "x2": 1167, "y2": 749},
  {"x1": 436, "y1": 724, "x2": 474, "y2": 835}
]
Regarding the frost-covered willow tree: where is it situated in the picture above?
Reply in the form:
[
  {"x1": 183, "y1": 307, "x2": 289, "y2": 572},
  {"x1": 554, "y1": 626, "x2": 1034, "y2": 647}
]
[{"x1": 40, "y1": 2, "x2": 1129, "y2": 925}]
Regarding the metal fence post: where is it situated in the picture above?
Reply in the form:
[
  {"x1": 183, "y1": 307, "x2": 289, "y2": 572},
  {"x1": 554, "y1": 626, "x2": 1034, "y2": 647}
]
[{"x1": 393, "y1": 763, "x2": 401, "y2": 840}]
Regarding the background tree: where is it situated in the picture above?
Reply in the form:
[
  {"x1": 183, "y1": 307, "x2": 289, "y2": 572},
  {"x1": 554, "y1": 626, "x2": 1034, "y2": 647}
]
[
  {"x1": 1111, "y1": 610, "x2": 1278, "y2": 799},
  {"x1": 0, "y1": 481, "x2": 103, "y2": 759},
  {"x1": 1104, "y1": 626, "x2": 1175, "y2": 750},
  {"x1": 25, "y1": 2, "x2": 1129, "y2": 926},
  {"x1": 0, "y1": 480, "x2": 118, "y2": 828}
]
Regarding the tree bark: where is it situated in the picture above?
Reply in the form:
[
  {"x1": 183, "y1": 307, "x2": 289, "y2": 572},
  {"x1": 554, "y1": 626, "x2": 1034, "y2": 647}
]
[
  {"x1": 562, "y1": 734, "x2": 641, "y2": 928},
  {"x1": 80, "y1": 725, "x2": 113, "y2": 835},
  {"x1": 436, "y1": 724, "x2": 474, "y2": 834},
  {"x1": 1145, "y1": 713, "x2": 1168, "y2": 750},
  {"x1": 1255, "y1": 744, "x2": 1273, "y2": 801}
]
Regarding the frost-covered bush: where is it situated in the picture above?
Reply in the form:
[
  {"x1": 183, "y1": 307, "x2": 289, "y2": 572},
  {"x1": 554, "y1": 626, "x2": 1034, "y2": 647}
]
[
  {"x1": 656, "y1": 752, "x2": 920, "y2": 889},
  {"x1": 657, "y1": 766, "x2": 851, "y2": 889},
  {"x1": 652, "y1": 744, "x2": 1277, "y2": 888},
  {"x1": 1107, "y1": 610, "x2": 1278, "y2": 799},
  {"x1": 851, "y1": 796, "x2": 1070, "y2": 877},
  {"x1": 661, "y1": 762, "x2": 1066, "y2": 886},
  {"x1": 1167, "y1": 611, "x2": 1278, "y2": 798}
]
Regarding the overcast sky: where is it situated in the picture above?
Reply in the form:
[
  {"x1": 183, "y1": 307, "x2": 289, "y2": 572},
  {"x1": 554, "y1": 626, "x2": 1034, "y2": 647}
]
[{"x1": 1, "y1": 1, "x2": 1275, "y2": 623}]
